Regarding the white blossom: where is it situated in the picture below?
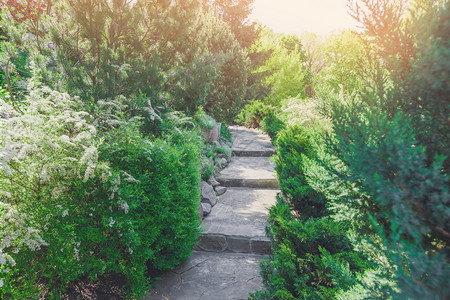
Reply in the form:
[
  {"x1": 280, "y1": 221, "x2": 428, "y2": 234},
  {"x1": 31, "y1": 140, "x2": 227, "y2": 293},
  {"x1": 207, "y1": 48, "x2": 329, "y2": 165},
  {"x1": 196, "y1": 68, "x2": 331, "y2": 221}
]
[{"x1": 118, "y1": 200, "x2": 130, "y2": 214}]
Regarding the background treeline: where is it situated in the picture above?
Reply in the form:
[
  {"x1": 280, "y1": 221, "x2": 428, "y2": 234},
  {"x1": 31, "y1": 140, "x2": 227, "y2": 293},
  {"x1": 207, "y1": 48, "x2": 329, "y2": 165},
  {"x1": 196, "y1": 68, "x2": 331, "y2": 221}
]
[
  {"x1": 237, "y1": 0, "x2": 449, "y2": 299},
  {"x1": 0, "y1": 0, "x2": 262, "y2": 298}
]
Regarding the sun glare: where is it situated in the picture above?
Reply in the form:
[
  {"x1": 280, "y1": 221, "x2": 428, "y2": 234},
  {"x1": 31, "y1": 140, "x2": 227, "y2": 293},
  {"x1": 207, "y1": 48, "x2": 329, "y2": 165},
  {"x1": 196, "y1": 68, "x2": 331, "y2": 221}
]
[{"x1": 249, "y1": 0, "x2": 359, "y2": 36}]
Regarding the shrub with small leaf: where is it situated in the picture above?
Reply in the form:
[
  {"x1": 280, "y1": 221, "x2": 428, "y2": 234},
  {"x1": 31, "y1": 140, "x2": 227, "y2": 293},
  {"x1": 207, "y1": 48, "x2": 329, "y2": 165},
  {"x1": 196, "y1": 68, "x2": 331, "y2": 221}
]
[
  {"x1": 0, "y1": 87, "x2": 203, "y2": 298},
  {"x1": 274, "y1": 125, "x2": 326, "y2": 218},
  {"x1": 261, "y1": 111, "x2": 285, "y2": 141},
  {"x1": 235, "y1": 100, "x2": 275, "y2": 128}
]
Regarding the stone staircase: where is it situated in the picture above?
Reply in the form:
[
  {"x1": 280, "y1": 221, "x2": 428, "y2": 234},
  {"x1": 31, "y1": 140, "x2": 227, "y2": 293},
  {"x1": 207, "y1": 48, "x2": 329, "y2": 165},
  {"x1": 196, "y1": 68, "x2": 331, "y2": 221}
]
[
  {"x1": 197, "y1": 126, "x2": 279, "y2": 254},
  {"x1": 145, "y1": 126, "x2": 279, "y2": 300}
]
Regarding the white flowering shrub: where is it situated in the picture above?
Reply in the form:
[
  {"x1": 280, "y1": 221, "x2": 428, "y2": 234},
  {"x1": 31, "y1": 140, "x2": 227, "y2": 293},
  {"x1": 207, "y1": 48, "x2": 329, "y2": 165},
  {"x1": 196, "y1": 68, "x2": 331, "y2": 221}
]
[
  {"x1": 0, "y1": 87, "x2": 203, "y2": 298},
  {"x1": 0, "y1": 87, "x2": 133, "y2": 297}
]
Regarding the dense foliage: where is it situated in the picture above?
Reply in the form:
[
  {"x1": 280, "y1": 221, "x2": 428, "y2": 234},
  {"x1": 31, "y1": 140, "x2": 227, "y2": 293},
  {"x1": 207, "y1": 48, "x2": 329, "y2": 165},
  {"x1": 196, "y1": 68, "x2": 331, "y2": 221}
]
[
  {"x1": 234, "y1": 99, "x2": 275, "y2": 128},
  {"x1": 251, "y1": 0, "x2": 449, "y2": 299},
  {"x1": 0, "y1": 86, "x2": 203, "y2": 298},
  {"x1": 251, "y1": 28, "x2": 310, "y2": 105}
]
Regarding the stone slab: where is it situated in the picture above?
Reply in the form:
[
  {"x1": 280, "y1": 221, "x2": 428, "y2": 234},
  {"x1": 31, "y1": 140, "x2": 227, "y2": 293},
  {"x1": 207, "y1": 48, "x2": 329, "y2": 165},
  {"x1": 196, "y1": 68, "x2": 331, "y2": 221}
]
[
  {"x1": 196, "y1": 234, "x2": 271, "y2": 254},
  {"x1": 230, "y1": 126, "x2": 274, "y2": 157},
  {"x1": 217, "y1": 157, "x2": 279, "y2": 188},
  {"x1": 232, "y1": 149, "x2": 275, "y2": 157},
  {"x1": 203, "y1": 188, "x2": 278, "y2": 238},
  {"x1": 144, "y1": 251, "x2": 265, "y2": 300},
  {"x1": 250, "y1": 237, "x2": 272, "y2": 255}
]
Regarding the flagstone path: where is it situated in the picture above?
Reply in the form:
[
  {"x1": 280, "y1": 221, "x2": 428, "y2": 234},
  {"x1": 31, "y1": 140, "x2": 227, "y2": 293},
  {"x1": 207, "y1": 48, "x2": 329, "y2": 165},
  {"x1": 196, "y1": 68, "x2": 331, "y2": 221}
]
[{"x1": 144, "y1": 126, "x2": 279, "y2": 300}]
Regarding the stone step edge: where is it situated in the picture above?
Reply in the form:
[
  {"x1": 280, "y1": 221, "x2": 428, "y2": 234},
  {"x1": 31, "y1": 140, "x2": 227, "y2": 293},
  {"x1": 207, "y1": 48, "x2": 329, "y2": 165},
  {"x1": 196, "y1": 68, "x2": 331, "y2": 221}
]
[
  {"x1": 232, "y1": 150, "x2": 276, "y2": 157},
  {"x1": 194, "y1": 234, "x2": 271, "y2": 255},
  {"x1": 216, "y1": 178, "x2": 280, "y2": 189}
]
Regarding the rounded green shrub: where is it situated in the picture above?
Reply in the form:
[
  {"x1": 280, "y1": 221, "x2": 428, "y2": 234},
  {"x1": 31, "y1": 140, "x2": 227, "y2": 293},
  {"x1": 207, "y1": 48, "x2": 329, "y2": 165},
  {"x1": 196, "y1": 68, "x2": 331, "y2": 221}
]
[
  {"x1": 261, "y1": 112, "x2": 286, "y2": 141},
  {"x1": 234, "y1": 100, "x2": 276, "y2": 128},
  {"x1": 275, "y1": 125, "x2": 326, "y2": 218},
  {"x1": 0, "y1": 88, "x2": 202, "y2": 298}
]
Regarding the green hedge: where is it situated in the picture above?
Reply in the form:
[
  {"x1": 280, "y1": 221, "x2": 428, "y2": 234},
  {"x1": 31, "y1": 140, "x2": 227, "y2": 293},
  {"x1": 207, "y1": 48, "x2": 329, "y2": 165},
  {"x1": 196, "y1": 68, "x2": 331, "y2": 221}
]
[
  {"x1": 251, "y1": 198, "x2": 373, "y2": 300},
  {"x1": 274, "y1": 125, "x2": 326, "y2": 218},
  {"x1": 235, "y1": 100, "x2": 276, "y2": 128},
  {"x1": 0, "y1": 89, "x2": 202, "y2": 298},
  {"x1": 252, "y1": 124, "x2": 376, "y2": 299}
]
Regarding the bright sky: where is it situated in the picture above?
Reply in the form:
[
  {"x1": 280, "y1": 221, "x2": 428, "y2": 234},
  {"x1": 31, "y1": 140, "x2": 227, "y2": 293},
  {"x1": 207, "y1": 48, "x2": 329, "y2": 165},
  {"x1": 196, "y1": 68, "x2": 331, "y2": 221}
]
[{"x1": 249, "y1": 0, "x2": 359, "y2": 36}]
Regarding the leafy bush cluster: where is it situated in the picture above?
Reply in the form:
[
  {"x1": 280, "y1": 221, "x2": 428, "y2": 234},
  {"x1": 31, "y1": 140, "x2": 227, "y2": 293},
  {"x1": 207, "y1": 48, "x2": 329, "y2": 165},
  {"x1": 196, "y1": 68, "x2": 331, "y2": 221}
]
[
  {"x1": 251, "y1": 122, "x2": 377, "y2": 299},
  {"x1": 260, "y1": 112, "x2": 285, "y2": 140},
  {"x1": 235, "y1": 100, "x2": 275, "y2": 128},
  {"x1": 0, "y1": 87, "x2": 203, "y2": 298}
]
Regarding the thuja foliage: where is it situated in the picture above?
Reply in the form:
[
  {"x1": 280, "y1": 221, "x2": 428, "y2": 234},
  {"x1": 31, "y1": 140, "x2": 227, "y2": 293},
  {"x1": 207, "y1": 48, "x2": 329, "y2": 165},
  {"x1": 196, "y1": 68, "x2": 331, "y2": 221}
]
[{"x1": 254, "y1": 2, "x2": 449, "y2": 298}]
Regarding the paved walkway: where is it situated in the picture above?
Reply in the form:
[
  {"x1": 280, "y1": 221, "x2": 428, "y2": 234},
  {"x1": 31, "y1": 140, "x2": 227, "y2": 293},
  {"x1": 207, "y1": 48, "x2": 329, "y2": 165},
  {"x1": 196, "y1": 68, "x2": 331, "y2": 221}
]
[{"x1": 145, "y1": 126, "x2": 279, "y2": 300}]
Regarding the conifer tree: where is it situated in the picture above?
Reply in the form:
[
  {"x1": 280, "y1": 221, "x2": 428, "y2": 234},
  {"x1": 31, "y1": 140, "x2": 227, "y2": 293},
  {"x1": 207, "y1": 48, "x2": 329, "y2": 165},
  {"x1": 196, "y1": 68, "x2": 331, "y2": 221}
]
[{"x1": 322, "y1": 1, "x2": 450, "y2": 297}]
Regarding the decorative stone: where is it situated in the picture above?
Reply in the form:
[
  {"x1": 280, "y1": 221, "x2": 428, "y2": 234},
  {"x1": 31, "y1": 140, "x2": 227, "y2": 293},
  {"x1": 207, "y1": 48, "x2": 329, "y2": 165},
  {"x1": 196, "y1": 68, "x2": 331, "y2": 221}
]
[
  {"x1": 201, "y1": 203, "x2": 212, "y2": 216},
  {"x1": 201, "y1": 181, "x2": 217, "y2": 206},
  {"x1": 216, "y1": 153, "x2": 227, "y2": 159},
  {"x1": 250, "y1": 238, "x2": 271, "y2": 254},
  {"x1": 208, "y1": 177, "x2": 220, "y2": 187},
  {"x1": 198, "y1": 204, "x2": 204, "y2": 220},
  {"x1": 216, "y1": 157, "x2": 228, "y2": 168},
  {"x1": 198, "y1": 234, "x2": 228, "y2": 252},
  {"x1": 202, "y1": 122, "x2": 221, "y2": 143},
  {"x1": 215, "y1": 186, "x2": 227, "y2": 196}
]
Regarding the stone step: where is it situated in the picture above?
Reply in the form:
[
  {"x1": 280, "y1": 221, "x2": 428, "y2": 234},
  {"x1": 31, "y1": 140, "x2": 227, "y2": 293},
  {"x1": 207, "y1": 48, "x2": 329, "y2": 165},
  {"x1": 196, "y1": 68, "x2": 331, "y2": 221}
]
[
  {"x1": 232, "y1": 149, "x2": 275, "y2": 157},
  {"x1": 230, "y1": 125, "x2": 274, "y2": 156},
  {"x1": 217, "y1": 157, "x2": 280, "y2": 189},
  {"x1": 197, "y1": 234, "x2": 271, "y2": 254},
  {"x1": 196, "y1": 188, "x2": 278, "y2": 254},
  {"x1": 145, "y1": 251, "x2": 265, "y2": 300}
]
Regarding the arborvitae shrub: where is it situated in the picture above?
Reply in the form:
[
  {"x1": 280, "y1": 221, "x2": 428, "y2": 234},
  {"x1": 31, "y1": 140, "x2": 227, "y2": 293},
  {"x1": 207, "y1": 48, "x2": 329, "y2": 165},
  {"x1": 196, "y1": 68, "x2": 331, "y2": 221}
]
[
  {"x1": 250, "y1": 197, "x2": 374, "y2": 300},
  {"x1": 275, "y1": 125, "x2": 326, "y2": 218},
  {"x1": 261, "y1": 111, "x2": 286, "y2": 141},
  {"x1": 99, "y1": 123, "x2": 202, "y2": 275}
]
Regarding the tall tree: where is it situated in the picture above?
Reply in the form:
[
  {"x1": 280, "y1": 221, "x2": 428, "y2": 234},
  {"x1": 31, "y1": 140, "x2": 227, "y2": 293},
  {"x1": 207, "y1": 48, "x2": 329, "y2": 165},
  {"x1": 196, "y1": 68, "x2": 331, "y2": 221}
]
[{"x1": 203, "y1": 0, "x2": 257, "y2": 49}]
